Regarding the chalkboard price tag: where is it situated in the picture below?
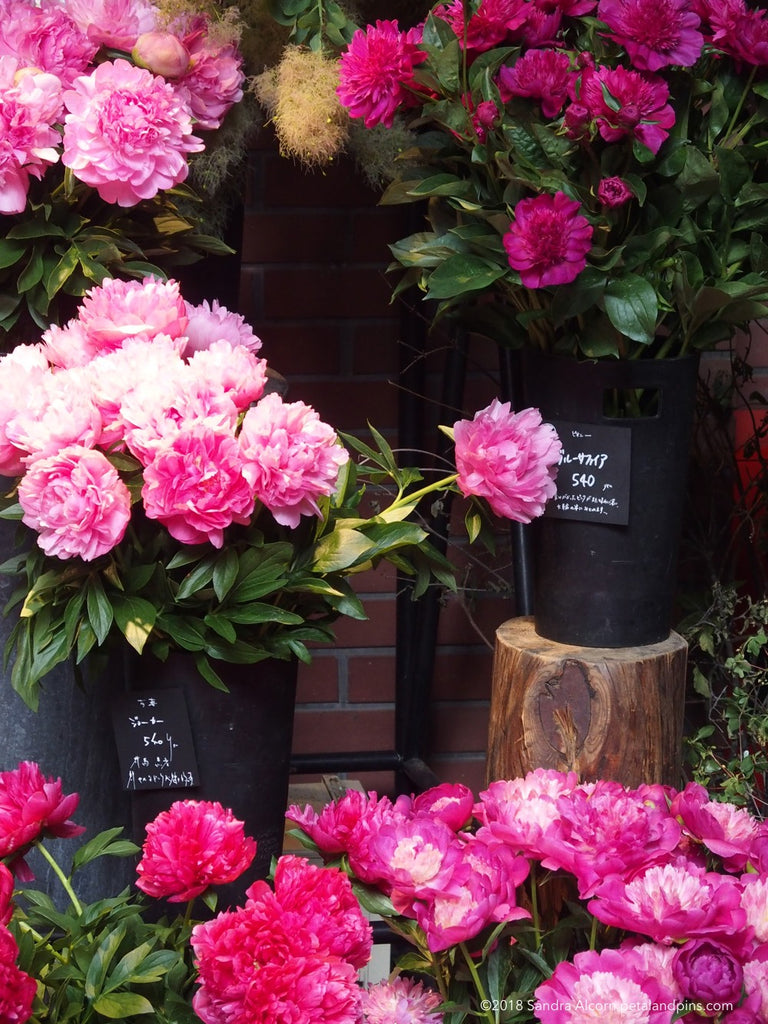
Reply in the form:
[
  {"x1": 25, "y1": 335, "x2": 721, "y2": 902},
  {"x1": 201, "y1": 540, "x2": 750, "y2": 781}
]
[
  {"x1": 546, "y1": 419, "x2": 631, "y2": 525},
  {"x1": 111, "y1": 689, "x2": 200, "y2": 792}
]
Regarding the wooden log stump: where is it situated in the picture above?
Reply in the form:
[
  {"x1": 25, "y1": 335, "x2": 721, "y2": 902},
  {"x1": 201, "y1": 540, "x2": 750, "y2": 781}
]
[{"x1": 487, "y1": 617, "x2": 688, "y2": 788}]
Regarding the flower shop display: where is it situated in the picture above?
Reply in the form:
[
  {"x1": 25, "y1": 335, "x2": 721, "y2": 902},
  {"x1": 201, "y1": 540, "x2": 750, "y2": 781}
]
[{"x1": 0, "y1": 0, "x2": 248, "y2": 337}]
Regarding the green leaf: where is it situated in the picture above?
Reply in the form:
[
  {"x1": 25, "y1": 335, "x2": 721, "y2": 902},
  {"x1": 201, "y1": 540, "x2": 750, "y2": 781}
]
[
  {"x1": 212, "y1": 547, "x2": 239, "y2": 601},
  {"x1": 72, "y1": 827, "x2": 139, "y2": 870},
  {"x1": 603, "y1": 274, "x2": 658, "y2": 344},
  {"x1": 86, "y1": 577, "x2": 114, "y2": 645},
  {"x1": 425, "y1": 254, "x2": 506, "y2": 300},
  {"x1": 312, "y1": 527, "x2": 376, "y2": 572},
  {"x1": 112, "y1": 597, "x2": 157, "y2": 654},
  {"x1": 91, "y1": 992, "x2": 155, "y2": 1018},
  {"x1": 0, "y1": 238, "x2": 27, "y2": 269},
  {"x1": 85, "y1": 922, "x2": 127, "y2": 998},
  {"x1": 175, "y1": 556, "x2": 216, "y2": 601}
]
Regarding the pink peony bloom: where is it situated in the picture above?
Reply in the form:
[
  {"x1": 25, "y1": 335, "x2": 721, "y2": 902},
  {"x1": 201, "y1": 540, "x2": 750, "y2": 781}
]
[
  {"x1": 142, "y1": 424, "x2": 254, "y2": 547},
  {"x1": 713, "y1": 5, "x2": 768, "y2": 66},
  {"x1": 0, "y1": 864, "x2": 12, "y2": 926},
  {"x1": 132, "y1": 30, "x2": 190, "y2": 79},
  {"x1": 435, "y1": 0, "x2": 527, "y2": 50},
  {"x1": 136, "y1": 799, "x2": 257, "y2": 902},
  {"x1": 453, "y1": 398, "x2": 561, "y2": 522},
  {"x1": 176, "y1": 17, "x2": 245, "y2": 131},
  {"x1": 579, "y1": 64, "x2": 675, "y2": 154},
  {"x1": 597, "y1": 175, "x2": 634, "y2": 208},
  {"x1": 0, "y1": 926, "x2": 36, "y2": 1024},
  {"x1": 411, "y1": 782, "x2": 474, "y2": 831},
  {"x1": 0, "y1": 761, "x2": 85, "y2": 868},
  {"x1": 239, "y1": 393, "x2": 349, "y2": 529},
  {"x1": 6, "y1": 367, "x2": 102, "y2": 464},
  {"x1": 476, "y1": 768, "x2": 580, "y2": 858},
  {"x1": 534, "y1": 946, "x2": 676, "y2": 1023},
  {"x1": 743, "y1": 959, "x2": 768, "y2": 1021},
  {"x1": 498, "y1": 48, "x2": 574, "y2": 118},
  {"x1": 0, "y1": 344, "x2": 50, "y2": 476},
  {"x1": 671, "y1": 782, "x2": 760, "y2": 871},
  {"x1": 41, "y1": 318, "x2": 98, "y2": 369},
  {"x1": 598, "y1": 0, "x2": 704, "y2": 71},
  {"x1": 18, "y1": 445, "x2": 131, "y2": 561},
  {"x1": 0, "y1": 0, "x2": 96, "y2": 87},
  {"x1": 362, "y1": 976, "x2": 443, "y2": 1024},
  {"x1": 337, "y1": 20, "x2": 427, "y2": 129},
  {"x1": 739, "y1": 875, "x2": 768, "y2": 945},
  {"x1": 188, "y1": 342, "x2": 268, "y2": 412},
  {"x1": 183, "y1": 298, "x2": 263, "y2": 354},
  {"x1": 65, "y1": 0, "x2": 157, "y2": 50},
  {"x1": 62, "y1": 58, "x2": 203, "y2": 207},
  {"x1": 78, "y1": 277, "x2": 189, "y2": 352},
  {"x1": 0, "y1": 58, "x2": 63, "y2": 214},
  {"x1": 504, "y1": 191, "x2": 593, "y2": 288},
  {"x1": 588, "y1": 860, "x2": 747, "y2": 944}
]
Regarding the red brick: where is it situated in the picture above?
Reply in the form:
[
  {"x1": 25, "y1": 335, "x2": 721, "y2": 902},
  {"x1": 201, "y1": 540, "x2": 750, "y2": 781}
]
[
  {"x1": 241, "y1": 210, "x2": 350, "y2": 264},
  {"x1": 285, "y1": 380, "x2": 397, "y2": 432},
  {"x1": 432, "y1": 649, "x2": 493, "y2": 701},
  {"x1": 296, "y1": 655, "x2": 339, "y2": 705},
  {"x1": 347, "y1": 654, "x2": 397, "y2": 703},
  {"x1": 351, "y1": 321, "x2": 402, "y2": 376},
  {"x1": 431, "y1": 703, "x2": 491, "y2": 754},
  {"x1": 259, "y1": 323, "x2": 344, "y2": 377},
  {"x1": 262, "y1": 266, "x2": 393, "y2": 321},
  {"x1": 262, "y1": 150, "x2": 379, "y2": 209},
  {"x1": 350, "y1": 207, "x2": 410, "y2": 263},
  {"x1": 292, "y1": 708, "x2": 395, "y2": 754},
  {"x1": 330, "y1": 595, "x2": 397, "y2": 647},
  {"x1": 429, "y1": 757, "x2": 489, "y2": 793}
]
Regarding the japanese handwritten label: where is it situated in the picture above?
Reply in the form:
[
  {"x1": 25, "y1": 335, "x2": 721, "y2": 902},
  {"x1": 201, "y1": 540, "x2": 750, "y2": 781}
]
[
  {"x1": 546, "y1": 419, "x2": 631, "y2": 525},
  {"x1": 111, "y1": 689, "x2": 199, "y2": 791}
]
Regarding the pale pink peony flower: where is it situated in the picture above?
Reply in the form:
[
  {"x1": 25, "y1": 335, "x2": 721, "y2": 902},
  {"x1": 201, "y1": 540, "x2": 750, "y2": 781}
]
[
  {"x1": 239, "y1": 392, "x2": 349, "y2": 528},
  {"x1": 78, "y1": 277, "x2": 189, "y2": 352},
  {"x1": 671, "y1": 782, "x2": 760, "y2": 872},
  {"x1": 0, "y1": 761, "x2": 85, "y2": 871},
  {"x1": 136, "y1": 799, "x2": 257, "y2": 902},
  {"x1": 337, "y1": 19, "x2": 427, "y2": 129},
  {"x1": 498, "y1": 48, "x2": 574, "y2": 118},
  {"x1": 6, "y1": 367, "x2": 103, "y2": 464},
  {"x1": 534, "y1": 946, "x2": 676, "y2": 1024},
  {"x1": 579, "y1": 63, "x2": 675, "y2": 154},
  {"x1": 0, "y1": 0, "x2": 96, "y2": 87},
  {"x1": 504, "y1": 191, "x2": 593, "y2": 288},
  {"x1": 362, "y1": 976, "x2": 443, "y2": 1024},
  {"x1": 141, "y1": 424, "x2": 254, "y2": 547},
  {"x1": 739, "y1": 875, "x2": 768, "y2": 945},
  {"x1": 65, "y1": 0, "x2": 157, "y2": 50},
  {"x1": 0, "y1": 344, "x2": 50, "y2": 476},
  {"x1": 0, "y1": 925, "x2": 36, "y2": 1024},
  {"x1": 0, "y1": 58, "x2": 64, "y2": 214},
  {"x1": 176, "y1": 16, "x2": 245, "y2": 131},
  {"x1": 588, "y1": 859, "x2": 747, "y2": 944},
  {"x1": 188, "y1": 341, "x2": 268, "y2": 411},
  {"x1": 453, "y1": 398, "x2": 561, "y2": 522},
  {"x1": 62, "y1": 58, "x2": 203, "y2": 206},
  {"x1": 18, "y1": 445, "x2": 131, "y2": 561},
  {"x1": 183, "y1": 298, "x2": 262, "y2": 353},
  {"x1": 133, "y1": 30, "x2": 190, "y2": 79},
  {"x1": 743, "y1": 959, "x2": 768, "y2": 1020},
  {"x1": 41, "y1": 318, "x2": 98, "y2": 369},
  {"x1": 598, "y1": 0, "x2": 704, "y2": 71}
]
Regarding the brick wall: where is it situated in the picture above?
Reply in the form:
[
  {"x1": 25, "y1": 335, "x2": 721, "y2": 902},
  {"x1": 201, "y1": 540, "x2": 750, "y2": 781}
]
[{"x1": 238, "y1": 129, "x2": 513, "y2": 797}]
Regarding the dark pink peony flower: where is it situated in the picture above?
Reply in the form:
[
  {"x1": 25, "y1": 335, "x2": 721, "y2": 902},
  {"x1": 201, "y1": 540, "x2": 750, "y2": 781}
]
[
  {"x1": 534, "y1": 947, "x2": 676, "y2": 1024},
  {"x1": 504, "y1": 191, "x2": 593, "y2": 288},
  {"x1": 0, "y1": 865, "x2": 13, "y2": 926},
  {"x1": 597, "y1": 175, "x2": 634, "y2": 208},
  {"x1": 717, "y1": 5, "x2": 768, "y2": 66},
  {"x1": 671, "y1": 781, "x2": 759, "y2": 871},
  {"x1": 672, "y1": 939, "x2": 743, "y2": 1013},
  {"x1": 176, "y1": 16, "x2": 245, "y2": 131},
  {"x1": 435, "y1": 0, "x2": 528, "y2": 50},
  {"x1": 412, "y1": 782, "x2": 474, "y2": 831},
  {"x1": 78, "y1": 277, "x2": 188, "y2": 352},
  {"x1": 0, "y1": 926, "x2": 35, "y2": 1024},
  {"x1": 578, "y1": 63, "x2": 675, "y2": 154},
  {"x1": 498, "y1": 48, "x2": 574, "y2": 118},
  {"x1": 362, "y1": 976, "x2": 443, "y2": 1024},
  {"x1": 598, "y1": 0, "x2": 704, "y2": 71},
  {"x1": 62, "y1": 58, "x2": 203, "y2": 207},
  {"x1": 136, "y1": 799, "x2": 256, "y2": 902},
  {"x1": 142, "y1": 425, "x2": 255, "y2": 548},
  {"x1": 337, "y1": 19, "x2": 426, "y2": 129},
  {"x1": 239, "y1": 393, "x2": 349, "y2": 529},
  {"x1": 0, "y1": 762, "x2": 85, "y2": 867},
  {"x1": 453, "y1": 398, "x2": 561, "y2": 522},
  {"x1": 18, "y1": 445, "x2": 131, "y2": 561}
]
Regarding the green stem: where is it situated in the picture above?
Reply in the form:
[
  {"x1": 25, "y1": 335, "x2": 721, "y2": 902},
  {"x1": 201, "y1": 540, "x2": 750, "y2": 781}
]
[
  {"x1": 724, "y1": 64, "x2": 757, "y2": 145},
  {"x1": 589, "y1": 913, "x2": 599, "y2": 951},
  {"x1": 460, "y1": 942, "x2": 496, "y2": 1024},
  {"x1": 529, "y1": 862, "x2": 542, "y2": 949},
  {"x1": 16, "y1": 920, "x2": 68, "y2": 964},
  {"x1": 387, "y1": 473, "x2": 459, "y2": 514},
  {"x1": 36, "y1": 840, "x2": 83, "y2": 916}
]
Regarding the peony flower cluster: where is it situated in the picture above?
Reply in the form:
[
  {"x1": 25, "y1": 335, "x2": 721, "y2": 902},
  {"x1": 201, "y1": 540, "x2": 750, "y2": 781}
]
[
  {"x1": 0, "y1": 0, "x2": 244, "y2": 213},
  {"x1": 289, "y1": 769, "x2": 768, "y2": 1022},
  {"x1": 0, "y1": 275, "x2": 349, "y2": 559}
]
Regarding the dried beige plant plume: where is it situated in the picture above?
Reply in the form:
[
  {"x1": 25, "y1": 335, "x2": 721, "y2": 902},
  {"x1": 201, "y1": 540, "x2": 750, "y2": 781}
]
[{"x1": 253, "y1": 46, "x2": 349, "y2": 167}]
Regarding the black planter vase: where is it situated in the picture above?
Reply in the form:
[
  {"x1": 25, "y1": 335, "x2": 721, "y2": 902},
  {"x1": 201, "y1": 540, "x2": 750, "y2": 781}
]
[{"x1": 522, "y1": 351, "x2": 699, "y2": 648}]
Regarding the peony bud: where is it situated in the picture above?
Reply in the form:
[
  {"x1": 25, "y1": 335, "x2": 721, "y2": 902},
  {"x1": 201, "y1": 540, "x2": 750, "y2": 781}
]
[{"x1": 132, "y1": 31, "x2": 190, "y2": 79}]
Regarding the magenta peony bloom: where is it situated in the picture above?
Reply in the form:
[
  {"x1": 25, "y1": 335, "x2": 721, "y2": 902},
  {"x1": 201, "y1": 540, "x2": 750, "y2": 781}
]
[
  {"x1": 740, "y1": 875, "x2": 768, "y2": 944},
  {"x1": 534, "y1": 946, "x2": 676, "y2": 1023},
  {"x1": 0, "y1": 926, "x2": 36, "y2": 1024},
  {"x1": 498, "y1": 48, "x2": 574, "y2": 118},
  {"x1": 0, "y1": 762, "x2": 85, "y2": 866},
  {"x1": 175, "y1": 16, "x2": 245, "y2": 131},
  {"x1": 435, "y1": 0, "x2": 528, "y2": 50},
  {"x1": 504, "y1": 191, "x2": 593, "y2": 288},
  {"x1": 239, "y1": 393, "x2": 349, "y2": 529},
  {"x1": 62, "y1": 57, "x2": 203, "y2": 206},
  {"x1": 286, "y1": 789, "x2": 406, "y2": 867},
  {"x1": 132, "y1": 30, "x2": 190, "y2": 79},
  {"x1": 672, "y1": 938, "x2": 743, "y2": 1013},
  {"x1": 362, "y1": 976, "x2": 443, "y2": 1024},
  {"x1": 743, "y1": 959, "x2": 768, "y2": 1021},
  {"x1": 597, "y1": 175, "x2": 634, "y2": 208},
  {"x1": 141, "y1": 425, "x2": 254, "y2": 547},
  {"x1": 579, "y1": 64, "x2": 675, "y2": 154},
  {"x1": 183, "y1": 298, "x2": 263, "y2": 354},
  {"x1": 598, "y1": 0, "x2": 704, "y2": 71},
  {"x1": 18, "y1": 445, "x2": 131, "y2": 561},
  {"x1": 0, "y1": 864, "x2": 12, "y2": 926},
  {"x1": 337, "y1": 19, "x2": 427, "y2": 129},
  {"x1": 78, "y1": 277, "x2": 188, "y2": 351},
  {"x1": 671, "y1": 781, "x2": 759, "y2": 871},
  {"x1": 453, "y1": 398, "x2": 561, "y2": 522},
  {"x1": 476, "y1": 768, "x2": 581, "y2": 858},
  {"x1": 411, "y1": 782, "x2": 474, "y2": 831},
  {"x1": 64, "y1": 0, "x2": 157, "y2": 50},
  {"x1": 136, "y1": 799, "x2": 257, "y2": 902}
]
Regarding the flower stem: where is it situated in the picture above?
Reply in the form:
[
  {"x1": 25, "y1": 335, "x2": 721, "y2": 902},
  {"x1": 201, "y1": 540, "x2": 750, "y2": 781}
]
[
  {"x1": 460, "y1": 942, "x2": 496, "y2": 1024},
  {"x1": 386, "y1": 473, "x2": 459, "y2": 514},
  {"x1": 36, "y1": 840, "x2": 83, "y2": 916}
]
